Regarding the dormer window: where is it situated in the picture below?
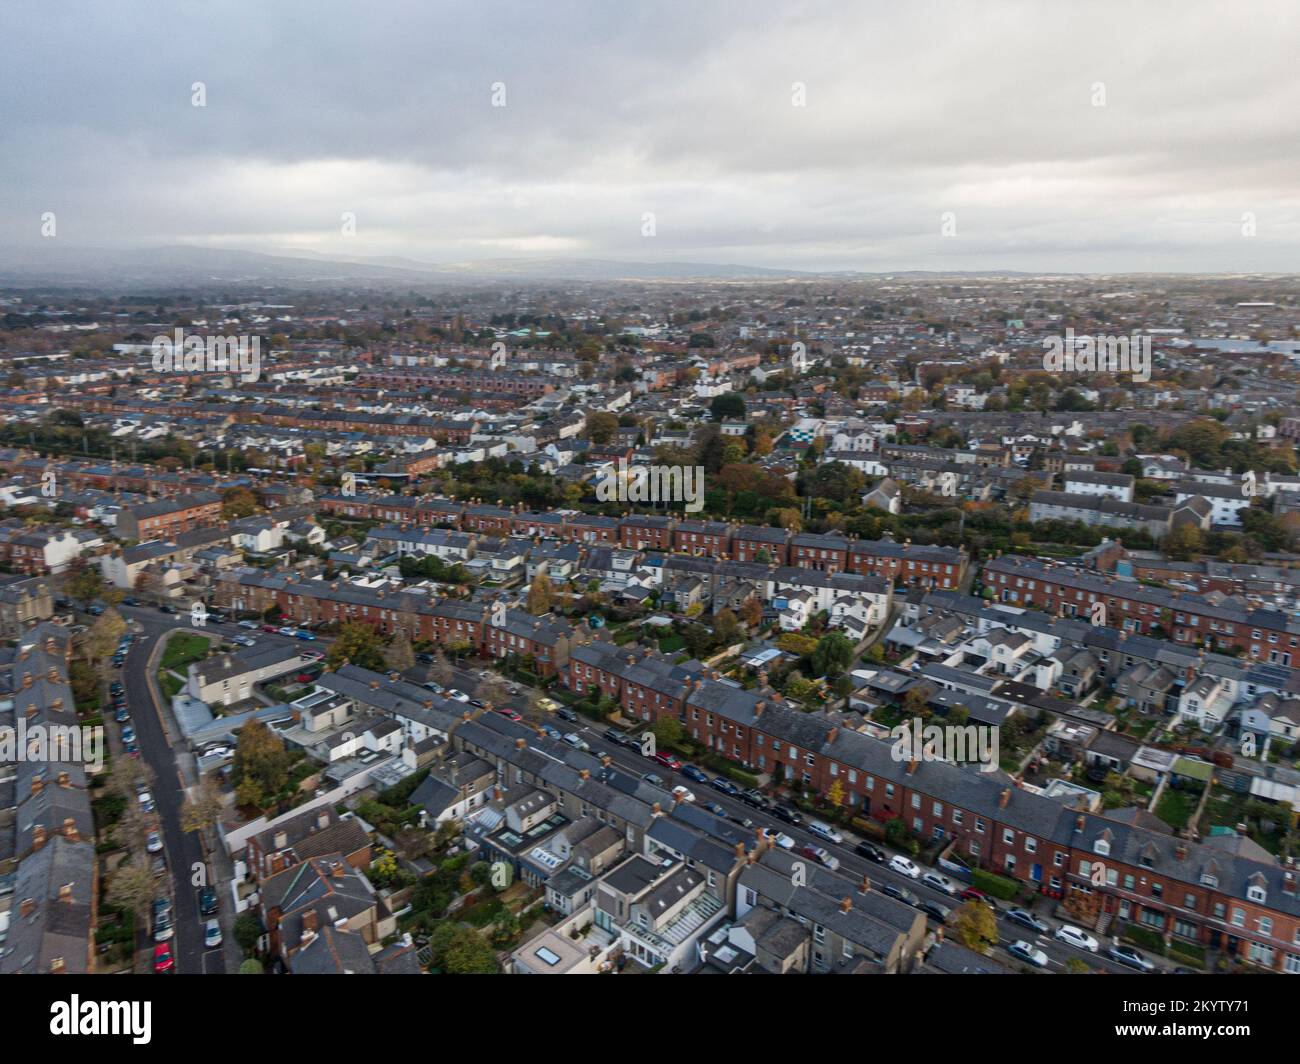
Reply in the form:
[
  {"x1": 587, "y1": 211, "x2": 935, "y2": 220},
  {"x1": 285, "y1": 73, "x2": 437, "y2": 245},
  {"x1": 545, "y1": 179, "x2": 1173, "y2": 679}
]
[
  {"x1": 1247, "y1": 884, "x2": 1266, "y2": 904},
  {"x1": 1093, "y1": 839, "x2": 1110, "y2": 857}
]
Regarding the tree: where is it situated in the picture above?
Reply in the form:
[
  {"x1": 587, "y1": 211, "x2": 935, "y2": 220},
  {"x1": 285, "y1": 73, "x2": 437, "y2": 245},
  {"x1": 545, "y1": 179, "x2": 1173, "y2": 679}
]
[
  {"x1": 239, "y1": 958, "x2": 263, "y2": 974},
  {"x1": 951, "y1": 900, "x2": 997, "y2": 952},
  {"x1": 526, "y1": 572, "x2": 553, "y2": 615},
  {"x1": 713, "y1": 608, "x2": 741, "y2": 647},
  {"x1": 812, "y1": 632, "x2": 854, "y2": 677},
  {"x1": 65, "y1": 557, "x2": 105, "y2": 605},
  {"x1": 233, "y1": 912, "x2": 263, "y2": 954},
  {"x1": 428, "y1": 651, "x2": 454, "y2": 687},
  {"x1": 827, "y1": 778, "x2": 844, "y2": 808},
  {"x1": 739, "y1": 596, "x2": 764, "y2": 629},
  {"x1": 107, "y1": 860, "x2": 155, "y2": 918},
  {"x1": 327, "y1": 620, "x2": 386, "y2": 671},
  {"x1": 651, "y1": 715, "x2": 685, "y2": 750},
  {"x1": 221, "y1": 486, "x2": 260, "y2": 520},
  {"x1": 87, "y1": 608, "x2": 126, "y2": 665},
  {"x1": 232, "y1": 718, "x2": 292, "y2": 805},
  {"x1": 180, "y1": 780, "x2": 224, "y2": 835},
  {"x1": 383, "y1": 629, "x2": 416, "y2": 672},
  {"x1": 586, "y1": 412, "x2": 618, "y2": 445},
  {"x1": 710, "y1": 392, "x2": 746, "y2": 420}
]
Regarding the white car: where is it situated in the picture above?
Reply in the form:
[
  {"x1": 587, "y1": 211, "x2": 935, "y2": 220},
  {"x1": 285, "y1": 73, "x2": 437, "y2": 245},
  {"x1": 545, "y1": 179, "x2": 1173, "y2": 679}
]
[
  {"x1": 774, "y1": 832, "x2": 797, "y2": 850},
  {"x1": 137, "y1": 790, "x2": 155, "y2": 813},
  {"x1": 922, "y1": 872, "x2": 957, "y2": 896},
  {"x1": 671, "y1": 785, "x2": 696, "y2": 804},
  {"x1": 1008, "y1": 940, "x2": 1050, "y2": 968},
  {"x1": 447, "y1": 689, "x2": 471, "y2": 703},
  {"x1": 1054, "y1": 924, "x2": 1099, "y2": 953},
  {"x1": 146, "y1": 830, "x2": 164, "y2": 854},
  {"x1": 203, "y1": 919, "x2": 223, "y2": 948},
  {"x1": 238, "y1": 620, "x2": 258, "y2": 629},
  {"x1": 889, "y1": 854, "x2": 921, "y2": 878}
]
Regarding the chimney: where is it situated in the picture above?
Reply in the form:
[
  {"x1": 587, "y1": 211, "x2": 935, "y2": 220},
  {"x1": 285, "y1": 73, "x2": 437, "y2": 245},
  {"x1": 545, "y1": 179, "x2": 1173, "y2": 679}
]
[
  {"x1": 754, "y1": 701, "x2": 765, "y2": 718},
  {"x1": 332, "y1": 861, "x2": 345, "y2": 879},
  {"x1": 859, "y1": 873, "x2": 871, "y2": 894},
  {"x1": 839, "y1": 896, "x2": 852, "y2": 913},
  {"x1": 32, "y1": 825, "x2": 47, "y2": 850},
  {"x1": 31, "y1": 776, "x2": 43, "y2": 796},
  {"x1": 1074, "y1": 814, "x2": 1085, "y2": 833},
  {"x1": 316, "y1": 810, "x2": 330, "y2": 831},
  {"x1": 515, "y1": 738, "x2": 527, "y2": 750},
  {"x1": 999, "y1": 788, "x2": 1011, "y2": 808},
  {"x1": 579, "y1": 769, "x2": 590, "y2": 781},
  {"x1": 20, "y1": 898, "x2": 36, "y2": 918},
  {"x1": 58, "y1": 883, "x2": 73, "y2": 904},
  {"x1": 1174, "y1": 843, "x2": 1188, "y2": 861},
  {"x1": 651, "y1": 802, "x2": 662, "y2": 816},
  {"x1": 302, "y1": 910, "x2": 318, "y2": 932},
  {"x1": 906, "y1": 759, "x2": 919, "y2": 775}
]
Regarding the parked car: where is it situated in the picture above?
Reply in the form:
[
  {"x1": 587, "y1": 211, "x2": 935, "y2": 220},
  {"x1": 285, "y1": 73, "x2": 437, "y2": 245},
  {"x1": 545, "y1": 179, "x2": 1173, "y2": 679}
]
[
  {"x1": 260, "y1": 624, "x2": 279, "y2": 634},
  {"x1": 960, "y1": 886, "x2": 993, "y2": 906},
  {"x1": 739, "y1": 788, "x2": 771, "y2": 810},
  {"x1": 295, "y1": 630, "x2": 316, "y2": 641},
  {"x1": 495, "y1": 707, "x2": 522, "y2": 722},
  {"x1": 153, "y1": 943, "x2": 174, "y2": 974},
  {"x1": 115, "y1": 706, "x2": 130, "y2": 723},
  {"x1": 882, "y1": 882, "x2": 919, "y2": 906},
  {"x1": 854, "y1": 840, "x2": 886, "y2": 863},
  {"x1": 121, "y1": 725, "x2": 136, "y2": 744},
  {"x1": 772, "y1": 805, "x2": 803, "y2": 826},
  {"x1": 1108, "y1": 944, "x2": 1156, "y2": 972},
  {"x1": 651, "y1": 751, "x2": 682, "y2": 771},
  {"x1": 554, "y1": 706, "x2": 577, "y2": 723},
  {"x1": 238, "y1": 620, "x2": 259, "y2": 629},
  {"x1": 446, "y1": 689, "x2": 471, "y2": 703},
  {"x1": 203, "y1": 919, "x2": 223, "y2": 948},
  {"x1": 563, "y1": 732, "x2": 589, "y2": 751},
  {"x1": 643, "y1": 773, "x2": 666, "y2": 788},
  {"x1": 889, "y1": 854, "x2": 921, "y2": 879},
  {"x1": 1055, "y1": 924, "x2": 1099, "y2": 953},
  {"x1": 680, "y1": 764, "x2": 709, "y2": 784},
  {"x1": 198, "y1": 887, "x2": 218, "y2": 916},
  {"x1": 1004, "y1": 908, "x2": 1049, "y2": 934},
  {"x1": 762, "y1": 828, "x2": 797, "y2": 850},
  {"x1": 671, "y1": 785, "x2": 696, "y2": 803},
  {"x1": 157, "y1": 604, "x2": 177, "y2": 614},
  {"x1": 468, "y1": 699, "x2": 485, "y2": 709},
  {"x1": 1008, "y1": 940, "x2": 1050, "y2": 968},
  {"x1": 87, "y1": 604, "x2": 105, "y2": 616},
  {"x1": 922, "y1": 872, "x2": 957, "y2": 896},
  {"x1": 421, "y1": 681, "x2": 445, "y2": 693},
  {"x1": 146, "y1": 830, "x2": 164, "y2": 854},
  {"x1": 125, "y1": 740, "x2": 140, "y2": 757},
  {"x1": 919, "y1": 899, "x2": 952, "y2": 923},
  {"x1": 202, "y1": 745, "x2": 233, "y2": 761},
  {"x1": 540, "y1": 723, "x2": 562, "y2": 740},
  {"x1": 151, "y1": 853, "x2": 167, "y2": 877},
  {"x1": 138, "y1": 790, "x2": 155, "y2": 813},
  {"x1": 705, "y1": 802, "x2": 728, "y2": 818},
  {"x1": 153, "y1": 908, "x2": 173, "y2": 942},
  {"x1": 604, "y1": 727, "x2": 629, "y2": 747},
  {"x1": 799, "y1": 844, "x2": 840, "y2": 871},
  {"x1": 807, "y1": 820, "x2": 843, "y2": 845},
  {"x1": 710, "y1": 777, "x2": 740, "y2": 796}
]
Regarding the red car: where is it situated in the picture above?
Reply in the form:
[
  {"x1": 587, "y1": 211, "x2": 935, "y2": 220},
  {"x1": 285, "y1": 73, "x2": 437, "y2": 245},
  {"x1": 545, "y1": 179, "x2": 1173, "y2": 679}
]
[
  {"x1": 652, "y1": 752, "x2": 682, "y2": 771},
  {"x1": 495, "y1": 707, "x2": 523, "y2": 722},
  {"x1": 960, "y1": 886, "x2": 993, "y2": 906},
  {"x1": 153, "y1": 943, "x2": 175, "y2": 973},
  {"x1": 261, "y1": 624, "x2": 280, "y2": 634}
]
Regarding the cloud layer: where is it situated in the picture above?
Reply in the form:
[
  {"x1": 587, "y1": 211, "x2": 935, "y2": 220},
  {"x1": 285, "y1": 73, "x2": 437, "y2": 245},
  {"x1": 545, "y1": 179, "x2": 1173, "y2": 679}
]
[{"x1": 2, "y1": 0, "x2": 1297, "y2": 271}]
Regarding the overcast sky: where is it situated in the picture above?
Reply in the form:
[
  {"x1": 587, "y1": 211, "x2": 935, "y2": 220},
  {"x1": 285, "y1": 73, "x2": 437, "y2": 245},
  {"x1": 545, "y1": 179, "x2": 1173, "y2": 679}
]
[{"x1": 2, "y1": 0, "x2": 1297, "y2": 273}]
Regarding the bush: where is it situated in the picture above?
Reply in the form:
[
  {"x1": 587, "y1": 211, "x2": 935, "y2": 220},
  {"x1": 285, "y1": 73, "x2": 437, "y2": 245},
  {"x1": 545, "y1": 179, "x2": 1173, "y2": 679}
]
[{"x1": 970, "y1": 869, "x2": 1021, "y2": 901}]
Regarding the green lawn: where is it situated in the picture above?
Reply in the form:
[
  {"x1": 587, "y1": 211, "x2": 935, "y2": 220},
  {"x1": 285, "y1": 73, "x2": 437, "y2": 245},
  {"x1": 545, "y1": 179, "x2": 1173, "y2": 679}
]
[
  {"x1": 1154, "y1": 788, "x2": 1197, "y2": 830},
  {"x1": 160, "y1": 631, "x2": 213, "y2": 671}
]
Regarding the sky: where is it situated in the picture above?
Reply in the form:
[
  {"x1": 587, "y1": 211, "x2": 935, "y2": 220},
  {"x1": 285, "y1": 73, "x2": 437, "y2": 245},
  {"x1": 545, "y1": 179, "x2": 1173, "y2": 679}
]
[{"x1": 2, "y1": 0, "x2": 1298, "y2": 274}]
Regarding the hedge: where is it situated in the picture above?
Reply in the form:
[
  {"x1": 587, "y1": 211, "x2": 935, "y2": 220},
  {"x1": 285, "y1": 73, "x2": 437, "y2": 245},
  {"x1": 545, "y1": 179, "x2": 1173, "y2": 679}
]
[{"x1": 971, "y1": 868, "x2": 1021, "y2": 901}]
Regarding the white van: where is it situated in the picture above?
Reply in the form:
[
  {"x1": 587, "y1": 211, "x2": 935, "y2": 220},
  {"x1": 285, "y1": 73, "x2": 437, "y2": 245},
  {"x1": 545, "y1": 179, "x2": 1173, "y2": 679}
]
[{"x1": 808, "y1": 820, "x2": 844, "y2": 845}]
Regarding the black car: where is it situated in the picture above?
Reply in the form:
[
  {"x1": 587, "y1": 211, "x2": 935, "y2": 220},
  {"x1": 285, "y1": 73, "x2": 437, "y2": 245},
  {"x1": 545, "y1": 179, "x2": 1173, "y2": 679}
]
[
  {"x1": 882, "y1": 883, "x2": 919, "y2": 906},
  {"x1": 854, "y1": 840, "x2": 886, "y2": 863},
  {"x1": 739, "y1": 789, "x2": 770, "y2": 810},
  {"x1": 555, "y1": 707, "x2": 577, "y2": 723},
  {"x1": 158, "y1": 604, "x2": 177, "y2": 614},
  {"x1": 710, "y1": 777, "x2": 740, "y2": 796},
  {"x1": 198, "y1": 886, "x2": 218, "y2": 917},
  {"x1": 919, "y1": 900, "x2": 952, "y2": 923},
  {"x1": 416, "y1": 653, "x2": 435, "y2": 664},
  {"x1": 772, "y1": 805, "x2": 803, "y2": 826},
  {"x1": 604, "y1": 728, "x2": 629, "y2": 747}
]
